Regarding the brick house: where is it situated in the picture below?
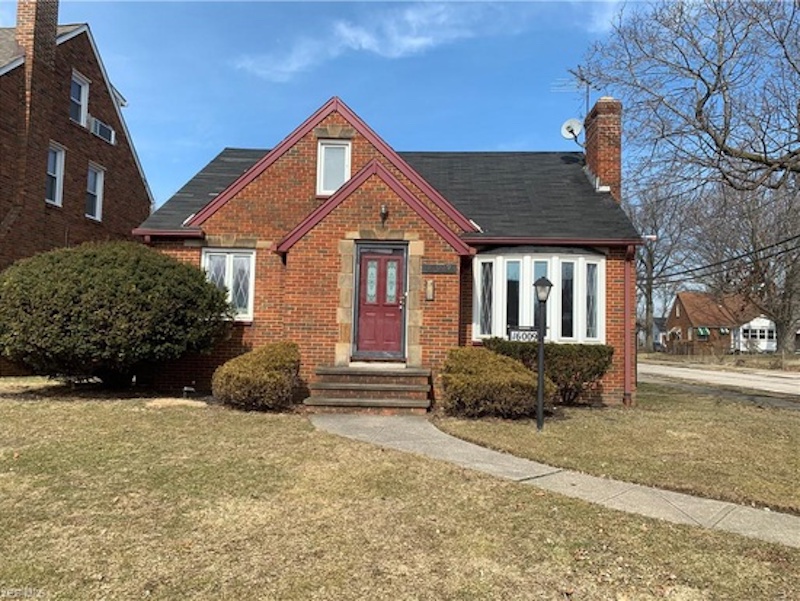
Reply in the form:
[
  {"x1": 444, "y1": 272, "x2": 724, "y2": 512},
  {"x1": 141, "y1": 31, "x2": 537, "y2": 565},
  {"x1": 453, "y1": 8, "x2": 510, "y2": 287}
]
[
  {"x1": 0, "y1": 0, "x2": 152, "y2": 273},
  {"x1": 135, "y1": 96, "x2": 640, "y2": 409},
  {"x1": 666, "y1": 291, "x2": 781, "y2": 355}
]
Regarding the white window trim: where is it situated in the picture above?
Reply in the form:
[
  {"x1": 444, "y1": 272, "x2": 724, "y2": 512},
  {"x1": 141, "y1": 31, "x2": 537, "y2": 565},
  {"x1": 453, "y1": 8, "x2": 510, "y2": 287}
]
[
  {"x1": 201, "y1": 249, "x2": 256, "y2": 321},
  {"x1": 472, "y1": 253, "x2": 606, "y2": 344},
  {"x1": 45, "y1": 143, "x2": 66, "y2": 207},
  {"x1": 70, "y1": 70, "x2": 91, "y2": 127},
  {"x1": 85, "y1": 163, "x2": 105, "y2": 221},
  {"x1": 316, "y1": 139, "x2": 351, "y2": 196}
]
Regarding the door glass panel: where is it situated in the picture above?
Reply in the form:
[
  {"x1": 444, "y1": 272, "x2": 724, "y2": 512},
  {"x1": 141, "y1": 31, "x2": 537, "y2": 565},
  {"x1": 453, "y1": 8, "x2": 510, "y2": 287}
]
[
  {"x1": 386, "y1": 261, "x2": 398, "y2": 304},
  {"x1": 506, "y1": 261, "x2": 520, "y2": 330},
  {"x1": 366, "y1": 260, "x2": 378, "y2": 304}
]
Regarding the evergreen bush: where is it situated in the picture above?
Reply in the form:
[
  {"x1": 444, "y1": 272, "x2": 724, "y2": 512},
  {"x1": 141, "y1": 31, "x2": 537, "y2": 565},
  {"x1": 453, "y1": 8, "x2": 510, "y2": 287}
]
[
  {"x1": 0, "y1": 242, "x2": 232, "y2": 387},
  {"x1": 440, "y1": 347, "x2": 555, "y2": 418},
  {"x1": 212, "y1": 342, "x2": 301, "y2": 411},
  {"x1": 483, "y1": 338, "x2": 614, "y2": 404}
]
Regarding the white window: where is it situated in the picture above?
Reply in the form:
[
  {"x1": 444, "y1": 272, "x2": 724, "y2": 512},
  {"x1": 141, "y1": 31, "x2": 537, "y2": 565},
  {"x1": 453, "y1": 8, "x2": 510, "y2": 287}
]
[
  {"x1": 70, "y1": 71, "x2": 90, "y2": 126},
  {"x1": 85, "y1": 164, "x2": 104, "y2": 221},
  {"x1": 473, "y1": 253, "x2": 606, "y2": 343},
  {"x1": 45, "y1": 144, "x2": 65, "y2": 206},
  {"x1": 90, "y1": 116, "x2": 116, "y2": 144},
  {"x1": 202, "y1": 250, "x2": 256, "y2": 321},
  {"x1": 316, "y1": 140, "x2": 351, "y2": 195}
]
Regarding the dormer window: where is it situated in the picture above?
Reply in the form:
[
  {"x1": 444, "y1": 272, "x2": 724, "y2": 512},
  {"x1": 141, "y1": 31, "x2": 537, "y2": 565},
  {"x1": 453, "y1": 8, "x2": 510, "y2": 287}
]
[
  {"x1": 317, "y1": 140, "x2": 351, "y2": 196},
  {"x1": 70, "y1": 71, "x2": 90, "y2": 126}
]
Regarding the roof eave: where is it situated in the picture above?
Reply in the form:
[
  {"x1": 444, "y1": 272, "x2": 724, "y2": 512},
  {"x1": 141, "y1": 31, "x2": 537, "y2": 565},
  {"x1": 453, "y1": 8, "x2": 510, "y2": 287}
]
[
  {"x1": 132, "y1": 228, "x2": 205, "y2": 240},
  {"x1": 463, "y1": 236, "x2": 644, "y2": 247}
]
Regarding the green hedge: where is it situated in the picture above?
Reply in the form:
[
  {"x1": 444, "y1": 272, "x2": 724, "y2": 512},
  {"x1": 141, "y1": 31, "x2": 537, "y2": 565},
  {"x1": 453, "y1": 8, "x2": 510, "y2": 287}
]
[
  {"x1": 212, "y1": 342, "x2": 301, "y2": 411},
  {"x1": 440, "y1": 347, "x2": 556, "y2": 419},
  {"x1": 483, "y1": 338, "x2": 613, "y2": 405},
  {"x1": 0, "y1": 241, "x2": 231, "y2": 387}
]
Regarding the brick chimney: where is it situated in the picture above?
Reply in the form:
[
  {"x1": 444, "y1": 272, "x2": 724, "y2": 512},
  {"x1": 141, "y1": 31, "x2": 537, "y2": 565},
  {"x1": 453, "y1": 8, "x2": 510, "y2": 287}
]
[
  {"x1": 2, "y1": 0, "x2": 59, "y2": 244},
  {"x1": 16, "y1": 0, "x2": 58, "y2": 71},
  {"x1": 583, "y1": 97, "x2": 622, "y2": 202}
]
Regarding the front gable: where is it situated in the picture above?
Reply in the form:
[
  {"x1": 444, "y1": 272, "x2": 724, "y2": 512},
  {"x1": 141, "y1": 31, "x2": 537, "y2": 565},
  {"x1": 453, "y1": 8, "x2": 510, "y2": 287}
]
[
  {"x1": 277, "y1": 160, "x2": 472, "y2": 256},
  {"x1": 188, "y1": 97, "x2": 477, "y2": 242}
]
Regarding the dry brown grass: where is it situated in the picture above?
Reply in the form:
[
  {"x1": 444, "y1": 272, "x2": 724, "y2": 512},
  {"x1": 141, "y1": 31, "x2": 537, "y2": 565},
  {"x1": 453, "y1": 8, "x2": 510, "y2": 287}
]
[
  {"x1": 437, "y1": 382, "x2": 800, "y2": 515},
  {"x1": 0, "y1": 378, "x2": 798, "y2": 600}
]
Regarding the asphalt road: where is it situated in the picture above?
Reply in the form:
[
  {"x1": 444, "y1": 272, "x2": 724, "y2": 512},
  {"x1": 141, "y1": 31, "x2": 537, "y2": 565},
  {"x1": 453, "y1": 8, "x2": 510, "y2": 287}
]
[{"x1": 638, "y1": 362, "x2": 800, "y2": 399}]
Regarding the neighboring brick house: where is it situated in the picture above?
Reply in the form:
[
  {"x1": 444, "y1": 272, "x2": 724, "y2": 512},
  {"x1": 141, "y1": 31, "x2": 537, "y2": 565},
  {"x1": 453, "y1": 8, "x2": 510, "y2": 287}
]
[
  {"x1": 665, "y1": 291, "x2": 760, "y2": 355},
  {"x1": 0, "y1": 0, "x2": 152, "y2": 273},
  {"x1": 135, "y1": 96, "x2": 641, "y2": 408}
]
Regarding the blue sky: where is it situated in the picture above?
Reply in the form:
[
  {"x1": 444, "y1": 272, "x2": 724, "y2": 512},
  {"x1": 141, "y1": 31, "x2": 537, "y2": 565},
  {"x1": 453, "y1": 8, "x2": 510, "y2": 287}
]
[{"x1": 2, "y1": 1, "x2": 622, "y2": 207}]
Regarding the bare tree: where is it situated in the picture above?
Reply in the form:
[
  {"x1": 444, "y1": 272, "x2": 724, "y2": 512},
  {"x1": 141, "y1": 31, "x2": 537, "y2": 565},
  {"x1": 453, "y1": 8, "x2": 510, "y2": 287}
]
[
  {"x1": 686, "y1": 184, "x2": 800, "y2": 353},
  {"x1": 625, "y1": 182, "x2": 690, "y2": 352},
  {"x1": 582, "y1": 0, "x2": 800, "y2": 191},
  {"x1": 581, "y1": 0, "x2": 800, "y2": 352}
]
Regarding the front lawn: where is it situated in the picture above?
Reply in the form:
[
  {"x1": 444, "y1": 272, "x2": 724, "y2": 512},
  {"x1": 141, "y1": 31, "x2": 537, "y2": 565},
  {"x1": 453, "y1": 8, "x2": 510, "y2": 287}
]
[
  {"x1": 0, "y1": 378, "x2": 798, "y2": 600},
  {"x1": 436, "y1": 382, "x2": 800, "y2": 514}
]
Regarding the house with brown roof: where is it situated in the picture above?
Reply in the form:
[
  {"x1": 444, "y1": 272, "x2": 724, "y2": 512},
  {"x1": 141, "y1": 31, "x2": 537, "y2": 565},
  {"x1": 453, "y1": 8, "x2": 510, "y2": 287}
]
[
  {"x1": 135, "y1": 96, "x2": 641, "y2": 408},
  {"x1": 665, "y1": 291, "x2": 768, "y2": 355},
  {"x1": 0, "y1": 0, "x2": 152, "y2": 273}
]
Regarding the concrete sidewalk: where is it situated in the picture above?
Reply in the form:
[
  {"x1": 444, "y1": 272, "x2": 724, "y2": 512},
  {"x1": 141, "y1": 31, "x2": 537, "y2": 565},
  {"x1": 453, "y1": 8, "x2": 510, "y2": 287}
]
[{"x1": 311, "y1": 414, "x2": 800, "y2": 549}]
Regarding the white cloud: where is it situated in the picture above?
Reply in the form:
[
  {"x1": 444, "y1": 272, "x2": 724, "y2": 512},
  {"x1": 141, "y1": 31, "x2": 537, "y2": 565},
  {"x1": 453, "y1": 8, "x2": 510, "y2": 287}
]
[
  {"x1": 584, "y1": 0, "x2": 624, "y2": 34},
  {"x1": 234, "y1": 3, "x2": 503, "y2": 83}
]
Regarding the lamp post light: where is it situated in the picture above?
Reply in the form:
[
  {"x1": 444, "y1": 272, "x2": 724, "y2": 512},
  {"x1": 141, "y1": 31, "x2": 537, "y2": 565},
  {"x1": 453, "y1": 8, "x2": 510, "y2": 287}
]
[{"x1": 534, "y1": 276, "x2": 553, "y2": 432}]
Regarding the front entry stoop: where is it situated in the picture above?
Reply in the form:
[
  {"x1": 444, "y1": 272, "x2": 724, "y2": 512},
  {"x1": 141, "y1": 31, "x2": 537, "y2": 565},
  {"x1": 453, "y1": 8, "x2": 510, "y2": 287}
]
[{"x1": 303, "y1": 366, "x2": 432, "y2": 413}]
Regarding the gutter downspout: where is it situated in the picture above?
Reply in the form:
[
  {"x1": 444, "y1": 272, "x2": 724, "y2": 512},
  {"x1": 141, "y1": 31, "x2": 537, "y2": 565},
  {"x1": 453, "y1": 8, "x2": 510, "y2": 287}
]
[{"x1": 624, "y1": 244, "x2": 634, "y2": 406}]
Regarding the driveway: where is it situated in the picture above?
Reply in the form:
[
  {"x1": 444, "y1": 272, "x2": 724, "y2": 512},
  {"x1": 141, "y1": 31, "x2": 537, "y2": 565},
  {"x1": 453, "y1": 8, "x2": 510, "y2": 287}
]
[{"x1": 638, "y1": 362, "x2": 800, "y2": 399}]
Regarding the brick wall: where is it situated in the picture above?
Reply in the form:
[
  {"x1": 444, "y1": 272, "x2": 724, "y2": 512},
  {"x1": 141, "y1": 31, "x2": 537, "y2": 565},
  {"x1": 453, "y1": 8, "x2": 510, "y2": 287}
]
[
  {"x1": 0, "y1": 4, "x2": 150, "y2": 272},
  {"x1": 599, "y1": 246, "x2": 636, "y2": 404}
]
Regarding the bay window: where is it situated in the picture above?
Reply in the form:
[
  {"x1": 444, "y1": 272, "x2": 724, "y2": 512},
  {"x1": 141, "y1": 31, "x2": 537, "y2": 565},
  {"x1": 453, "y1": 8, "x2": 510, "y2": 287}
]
[{"x1": 473, "y1": 252, "x2": 605, "y2": 343}]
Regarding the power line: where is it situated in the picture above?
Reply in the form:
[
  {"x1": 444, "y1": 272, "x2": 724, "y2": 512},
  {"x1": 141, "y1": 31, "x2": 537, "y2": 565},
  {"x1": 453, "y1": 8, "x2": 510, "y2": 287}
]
[
  {"x1": 651, "y1": 241, "x2": 800, "y2": 286},
  {"x1": 650, "y1": 233, "x2": 800, "y2": 282}
]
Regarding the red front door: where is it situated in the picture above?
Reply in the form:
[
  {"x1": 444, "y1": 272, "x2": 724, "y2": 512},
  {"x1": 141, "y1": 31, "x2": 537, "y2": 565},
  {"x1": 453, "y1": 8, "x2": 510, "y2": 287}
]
[{"x1": 355, "y1": 248, "x2": 406, "y2": 359}]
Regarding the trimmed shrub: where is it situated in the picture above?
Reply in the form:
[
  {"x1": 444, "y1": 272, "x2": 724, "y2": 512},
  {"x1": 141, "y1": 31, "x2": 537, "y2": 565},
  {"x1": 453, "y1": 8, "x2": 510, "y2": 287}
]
[
  {"x1": 212, "y1": 342, "x2": 301, "y2": 411},
  {"x1": 483, "y1": 338, "x2": 613, "y2": 404},
  {"x1": 440, "y1": 347, "x2": 556, "y2": 419},
  {"x1": 0, "y1": 242, "x2": 232, "y2": 387}
]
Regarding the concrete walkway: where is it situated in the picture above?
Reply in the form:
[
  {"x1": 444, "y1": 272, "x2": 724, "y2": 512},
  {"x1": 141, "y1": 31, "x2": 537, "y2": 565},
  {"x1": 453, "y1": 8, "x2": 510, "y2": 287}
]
[{"x1": 311, "y1": 414, "x2": 800, "y2": 549}]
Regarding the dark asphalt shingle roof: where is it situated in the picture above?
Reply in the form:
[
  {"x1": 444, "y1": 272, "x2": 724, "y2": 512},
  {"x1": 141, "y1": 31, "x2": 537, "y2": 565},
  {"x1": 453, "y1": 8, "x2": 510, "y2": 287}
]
[
  {"x1": 139, "y1": 148, "x2": 266, "y2": 230},
  {"x1": 0, "y1": 25, "x2": 85, "y2": 68},
  {"x1": 401, "y1": 151, "x2": 638, "y2": 240},
  {"x1": 140, "y1": 147, "x2": 639, "y2": 242}
]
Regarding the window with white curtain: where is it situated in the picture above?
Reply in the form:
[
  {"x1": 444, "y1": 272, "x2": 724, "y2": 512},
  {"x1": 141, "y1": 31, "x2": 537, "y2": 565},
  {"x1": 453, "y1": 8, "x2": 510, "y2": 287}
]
[
  {"x1": 202, "y1": 249, "x2": 256, "y2": 321},
  {"x1": 316, "y1": 140, "x2": 351, "y2": 195}
]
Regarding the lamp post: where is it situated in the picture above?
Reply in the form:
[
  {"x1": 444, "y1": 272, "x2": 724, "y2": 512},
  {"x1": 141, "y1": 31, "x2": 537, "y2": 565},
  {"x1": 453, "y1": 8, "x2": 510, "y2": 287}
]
[{"x1": 534, "y1": 276, "x2": 553, "y2": 431}]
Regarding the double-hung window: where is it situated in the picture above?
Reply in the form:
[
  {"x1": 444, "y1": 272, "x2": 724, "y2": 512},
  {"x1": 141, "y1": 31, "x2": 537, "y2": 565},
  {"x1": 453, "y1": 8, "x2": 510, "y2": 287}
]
[
  {"x1": 473, "y1": 253, "x2": 605, "y2": 343},
  {"x1": 45, "y1": 144, "x2": 65, "y2": 206},
  {"x1": 70, "y1": 71, "x2": 90, "y2": 126},
  {"x1": 202, "y1": 250, "x2": 256, "y2": 321},
  {"x1": 316, "y1": 140, "x2": 351, "y2": 195},
  {"x1": 85, "y1": 164, "x2": 104, "y2": 221}
]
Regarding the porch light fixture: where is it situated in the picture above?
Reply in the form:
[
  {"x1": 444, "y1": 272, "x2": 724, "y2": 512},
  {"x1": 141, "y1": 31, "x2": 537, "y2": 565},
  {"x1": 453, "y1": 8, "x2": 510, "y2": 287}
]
[
  {"x1": 380, "y1": 204, "x2": 389, "y2": 226},
  {"x1": 534, "y1": 276, "x2": 553, "y2": 431}
]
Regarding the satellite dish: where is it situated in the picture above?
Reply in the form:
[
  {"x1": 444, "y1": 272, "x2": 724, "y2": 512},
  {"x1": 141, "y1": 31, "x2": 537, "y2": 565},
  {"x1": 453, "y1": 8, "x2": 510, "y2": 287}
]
[{"x1": 560, "y1": 118, "x2": 584, "y2": 140}]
